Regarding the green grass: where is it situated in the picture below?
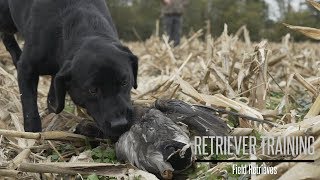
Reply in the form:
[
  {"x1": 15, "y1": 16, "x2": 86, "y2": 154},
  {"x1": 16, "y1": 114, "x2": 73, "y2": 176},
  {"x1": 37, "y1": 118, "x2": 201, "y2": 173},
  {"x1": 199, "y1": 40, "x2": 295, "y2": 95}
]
[
  {"x1": 87, "y1": 174, "x2": 99, "y2": 180},
  {"x1": 266, "y1": 91, "x2": 284, "y2": 110},
  {"x1": 91, "y1": 146, "x2": 117, "y2": 163},
  {"x1": 63, "y1": 100, "x2": 75, "y2": 113},
  {"x1": 293, "y1": 95, "x2": 313, "y2": 121},
  {"x1": 48, "y1": 144, "x2": 76, "y2": 162},
  {"x1": 187, "y1": 164, "x2": 209, "y2": 179},
  {"x1": 266, "y1": 91, "x2": 313, "y2": 121},
  {"x1": 225, "y1": 164, "x2": 241, "y2": 179},
  {"x1": 86, "y1": 145, "x2": 118, "y2": 180},
  {"x1": 86, "y1": 174, "x2": 116, "y2": 180}
]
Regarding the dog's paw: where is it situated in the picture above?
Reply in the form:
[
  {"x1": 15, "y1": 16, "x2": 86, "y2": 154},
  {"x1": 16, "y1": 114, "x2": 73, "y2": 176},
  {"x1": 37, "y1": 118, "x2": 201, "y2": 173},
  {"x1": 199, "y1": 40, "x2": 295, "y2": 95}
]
[
  {"x1": 24, "y1": 116, "x2": 42, "y2": 132},
  {"x1": 74, "y1": 120, "x2": 103, "y2": 138}
]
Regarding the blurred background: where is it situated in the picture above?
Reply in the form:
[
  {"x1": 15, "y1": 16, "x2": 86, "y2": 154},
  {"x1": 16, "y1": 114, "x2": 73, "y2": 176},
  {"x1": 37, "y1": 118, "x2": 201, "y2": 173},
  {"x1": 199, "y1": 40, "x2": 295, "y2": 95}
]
[{"x1": 107, "y1": 0, "x2": 320, "y2": 41}]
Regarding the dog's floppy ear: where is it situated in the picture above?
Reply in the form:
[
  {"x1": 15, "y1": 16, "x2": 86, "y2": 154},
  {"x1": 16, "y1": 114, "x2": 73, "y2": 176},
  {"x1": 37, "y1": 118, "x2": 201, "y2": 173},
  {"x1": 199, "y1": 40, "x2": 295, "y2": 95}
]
[
  {"x1": 51, "y1": 61, "x2": 72, "y2": 113},
  {"x1": 114, "y1": 44, "x2": 138, "y2": 89}
]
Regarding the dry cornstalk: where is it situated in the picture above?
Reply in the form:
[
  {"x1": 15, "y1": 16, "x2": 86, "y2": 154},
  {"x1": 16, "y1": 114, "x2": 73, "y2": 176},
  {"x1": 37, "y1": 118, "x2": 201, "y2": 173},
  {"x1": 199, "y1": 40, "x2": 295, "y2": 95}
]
[
  {"x1": 307, "y1": 0, "x2": 320, "y2": 11},
  {"x1": 155, "y1": 19, "x2": 160, "y2": 37},
  {"x1": 278, "y1": 163, "x2": 320, "y2": 180},
  {"x1": 305, "y1": 94, "x2": 320, "y2": 118},
  {"x1": 0, "y1": 110, "x2": 10, "y2": 122},
  {"x1": 284, "y1": 23, "x2": 320, "y2": 40},
  {"x1": 285, "y1": 74, "x2": 295, "y2": 114},
  {"x1": 231, "y1": 128, "x2": 254, "y2": 136},
  {"x1": 162, "y1": 35, "x2": 177, "y2": 64},
  {"x1": 243, "y1": 26, "x2": 251, "y2": 47},
  {"x1": 179, "y1": 29, "x2": 203, "y2": 50},
  {"x1": 308, "y1": 124, "x2": 320, "y2": 137},
  {"x1": 201, "y1": 93, "x2": 264, "y2": 120},
  {"x1": 251, "y1": 40, "x2": 268, "y2": 110},
  {"x1": 234, "y1": 25, "x2": 251, "y2": 47},
  {"x1": 169, "y1": 53, "x2": 193, "y2": 81},
  {"x1": 0, "y1": 66, "x2": 16, "y2": 82},
  {"x1": 210, "y1": 65, "x2": 236, "y2": 98},
  {"x1": 0, "y1": 18, "x2": 319, "y2": 180},
  {"x1": 176, "y1": 76, "x2": 205, "y2": 102},
  {"x1": 48, "y1": 141, "x2": 66, "y2": 162},
  {"x1": 154, "y1": 53, "x2": 193, "y2": 97},
  {"x1": 18, "y1": 162, "x2": 158, "y2": 179},
  {"x1": 268, "y1": 54, "x2": 287, "y2": 66},
  {"x1": 293, "y1": 73, "x2": 318, "y2": 96},
  {"x1": 307, "y1": 76, "x2": 320, "y2": 86},
  {"x1": 134, "y1": 79, "x2": 168, "y2": 99},
  {"x1": 0, "y1": 129, "x2": 107, "y2": 143},
  {"x1": 133, "y1": 99, "x2": 156, "y2": 105},
  {"x1": 8, "y1": 148, "x2": 31, "y2": 169},
  {"x1": 0, "y1": 169, "x2": 23, "y2": 178}
]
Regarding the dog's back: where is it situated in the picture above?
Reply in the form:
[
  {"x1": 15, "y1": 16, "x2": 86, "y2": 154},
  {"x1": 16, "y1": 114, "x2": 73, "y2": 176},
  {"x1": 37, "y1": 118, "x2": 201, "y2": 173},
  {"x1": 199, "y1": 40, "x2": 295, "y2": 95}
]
[
  {"x1": 4, "y1": 0, "x2": 118, "y2": 38},
  {"x1": 0, "y1": 0, "x2": 17, "y2": 34},
  {"x1": 1, "y1": 0, "x2": 120, "y2": 73}
]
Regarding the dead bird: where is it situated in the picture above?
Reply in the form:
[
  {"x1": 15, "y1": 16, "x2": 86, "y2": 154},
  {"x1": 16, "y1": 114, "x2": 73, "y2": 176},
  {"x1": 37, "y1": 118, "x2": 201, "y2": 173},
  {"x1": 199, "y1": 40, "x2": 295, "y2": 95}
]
[
  {"x1": 75, "y1": 99, "x2": 232, "y2": 179},
  {"x1": 115, "y1": 109, "x2": 193, "y2": 179}
]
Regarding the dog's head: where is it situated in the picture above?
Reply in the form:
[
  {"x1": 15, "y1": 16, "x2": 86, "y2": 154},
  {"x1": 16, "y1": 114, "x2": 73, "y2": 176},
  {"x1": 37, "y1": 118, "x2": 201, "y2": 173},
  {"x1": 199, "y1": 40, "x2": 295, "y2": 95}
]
[{"x1": 50, "y1": 38, "x2": 138, "y2": 138}]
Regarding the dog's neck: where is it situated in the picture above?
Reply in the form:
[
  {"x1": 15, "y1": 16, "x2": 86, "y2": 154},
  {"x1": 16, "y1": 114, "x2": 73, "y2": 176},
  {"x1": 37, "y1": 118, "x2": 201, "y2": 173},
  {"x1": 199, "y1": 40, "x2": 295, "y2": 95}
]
[{"x1": 61, "y1": 5, "x2": 119, "y2": 62}]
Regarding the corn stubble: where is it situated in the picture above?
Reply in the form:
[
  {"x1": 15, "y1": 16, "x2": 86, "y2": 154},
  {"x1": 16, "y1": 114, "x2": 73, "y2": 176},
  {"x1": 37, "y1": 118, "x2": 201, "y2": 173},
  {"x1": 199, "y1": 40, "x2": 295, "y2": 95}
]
[{"x1": 0, "y1": 1, "x2": 320, "y2": 178}]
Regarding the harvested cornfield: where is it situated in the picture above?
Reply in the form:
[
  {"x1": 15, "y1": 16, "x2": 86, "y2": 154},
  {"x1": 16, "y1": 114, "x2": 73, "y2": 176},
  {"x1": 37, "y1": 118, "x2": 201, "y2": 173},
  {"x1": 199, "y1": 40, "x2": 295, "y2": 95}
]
[{"x1": 0, "y1": 23, "x2": 320, "y2": 179}]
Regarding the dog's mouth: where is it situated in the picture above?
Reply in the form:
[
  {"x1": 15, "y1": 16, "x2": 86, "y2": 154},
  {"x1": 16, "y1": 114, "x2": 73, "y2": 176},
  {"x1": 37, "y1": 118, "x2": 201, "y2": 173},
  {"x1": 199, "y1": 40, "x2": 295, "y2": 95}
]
[
  {"x1": 97, "y1": 118, "x2": 133, "y2": 139},
  {"x1": 87, "y1": 107, "x2": 134, "y2": 139}
]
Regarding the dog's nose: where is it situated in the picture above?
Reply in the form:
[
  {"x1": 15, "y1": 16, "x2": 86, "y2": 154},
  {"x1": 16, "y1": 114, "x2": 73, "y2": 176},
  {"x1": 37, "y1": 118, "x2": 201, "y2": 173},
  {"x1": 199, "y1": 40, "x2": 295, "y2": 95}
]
[{"x1": 110, "y1": 118, "x2": 129, "y2": 130}]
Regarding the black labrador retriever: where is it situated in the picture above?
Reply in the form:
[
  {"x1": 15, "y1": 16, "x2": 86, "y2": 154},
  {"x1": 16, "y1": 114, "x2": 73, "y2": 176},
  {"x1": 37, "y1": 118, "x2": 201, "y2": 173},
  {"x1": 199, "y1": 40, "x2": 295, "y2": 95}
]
[{"x1": 0, "y1": 0, "x2": 138, "y2": 138}]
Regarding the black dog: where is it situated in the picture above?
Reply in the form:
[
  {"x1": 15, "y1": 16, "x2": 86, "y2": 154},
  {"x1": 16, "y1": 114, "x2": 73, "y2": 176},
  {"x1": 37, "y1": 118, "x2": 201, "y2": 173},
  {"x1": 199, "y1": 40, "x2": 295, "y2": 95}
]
[{"x1": 0, "y1": 0, "x2": 138, "y2": 138}]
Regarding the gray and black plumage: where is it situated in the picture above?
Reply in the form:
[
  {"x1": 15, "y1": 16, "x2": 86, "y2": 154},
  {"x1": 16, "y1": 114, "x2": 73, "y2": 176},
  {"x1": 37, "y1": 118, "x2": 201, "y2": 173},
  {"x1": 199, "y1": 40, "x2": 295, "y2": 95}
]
[
  {"x1": 116, "y1": 108, "x2": 193, "y2": 179},
  {"x1": 155, "y1": 99, "x2": 231, "y2": 137}
]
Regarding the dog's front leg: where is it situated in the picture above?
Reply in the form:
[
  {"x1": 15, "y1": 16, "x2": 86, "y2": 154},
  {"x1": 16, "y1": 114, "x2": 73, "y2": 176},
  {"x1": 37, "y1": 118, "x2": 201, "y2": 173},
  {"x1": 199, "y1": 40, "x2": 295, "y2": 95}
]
[
  {"x1": 1, "y1": 34, "x2": 22, "y2": 68},
  {"x1": 17, "y1": 60, "x2": 41, "y2": 132}
]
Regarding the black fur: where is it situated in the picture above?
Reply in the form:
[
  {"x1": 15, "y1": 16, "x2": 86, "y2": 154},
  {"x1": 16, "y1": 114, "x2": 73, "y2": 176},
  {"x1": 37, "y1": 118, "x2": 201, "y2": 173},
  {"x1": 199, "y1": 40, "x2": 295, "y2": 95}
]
[{"x1": 0, "y1": 0, "x2": 138, "y2": 138}]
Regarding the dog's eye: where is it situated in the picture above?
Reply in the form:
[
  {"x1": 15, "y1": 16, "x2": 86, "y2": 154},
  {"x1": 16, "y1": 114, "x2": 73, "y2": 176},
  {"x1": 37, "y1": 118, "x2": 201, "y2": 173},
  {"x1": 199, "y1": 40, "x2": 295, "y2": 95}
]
[
  {"x1": 121, "y1": 80, "x2": 128, "y2": 87},
  {"x1": 89, "y1": 87, "x2": 98, "y2": 95}
]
